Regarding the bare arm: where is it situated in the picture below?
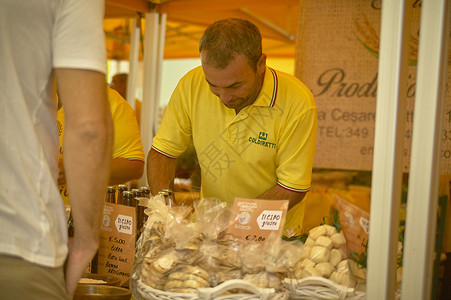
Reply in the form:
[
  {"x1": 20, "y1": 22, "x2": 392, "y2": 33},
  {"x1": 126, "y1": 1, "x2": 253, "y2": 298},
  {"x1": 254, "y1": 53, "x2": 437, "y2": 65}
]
[
  {"x1": 257, "y1": 184, "x2": 307, "y2": 210},
  {"x1": 58, "y1": 158, "x2": 143, "y2": 186},
  {"x1": 147, "y1": 148, "x2": 178, "y2": 195},
  {"x1": 55, "y1": 69, "x2": 113, "y2": 298},
  {"x1": 109, "y1": 158, "x2": 144, "y2": 185}
]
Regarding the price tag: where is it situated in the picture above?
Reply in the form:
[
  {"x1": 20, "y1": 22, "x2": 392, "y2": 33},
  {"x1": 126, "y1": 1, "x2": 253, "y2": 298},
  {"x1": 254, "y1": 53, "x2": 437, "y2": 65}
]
[
  {"x1": 227, "y1": 198, "x2": 288, "y2": 242},
  {"x1": 257, "y1": 210, "x2": 284, "y2": 230}
]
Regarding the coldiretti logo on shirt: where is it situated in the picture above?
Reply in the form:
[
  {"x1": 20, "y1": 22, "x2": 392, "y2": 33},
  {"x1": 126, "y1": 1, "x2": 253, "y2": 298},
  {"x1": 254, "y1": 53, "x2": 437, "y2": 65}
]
[{"x1": 249, "y1": 131, "x2": 276, "y2": 148}]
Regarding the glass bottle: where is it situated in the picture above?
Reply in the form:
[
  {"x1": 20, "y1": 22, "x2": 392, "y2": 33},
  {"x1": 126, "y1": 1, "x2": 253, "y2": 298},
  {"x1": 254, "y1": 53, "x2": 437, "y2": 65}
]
[
  {"x1": 158, "y1": 189, "x2": 174, "y2": 207},
  {"x1": 105, "y1": 186, "x2": 116, "y2": 203},
  {"x1": 67, "y1": 209, "x2": 74, "y2": 238},
  {"x1": 132, "y1": 188, "x2": 142, "y2": 199},
  {"x1": 117, "y1": 184, "x2": 128, "y2": 205},
  {"x1": 91, "y1": 252, "x2": 98, "y2": 274},
  {"x1": 122, "y1": 191, "x2": 136, "y2": 207},
  {"x1": 136, "y1": 188, "x2": 149, "y2": 239},
  {"x1": 141, "y1": 186, "x2": 151, "y2": 198}
]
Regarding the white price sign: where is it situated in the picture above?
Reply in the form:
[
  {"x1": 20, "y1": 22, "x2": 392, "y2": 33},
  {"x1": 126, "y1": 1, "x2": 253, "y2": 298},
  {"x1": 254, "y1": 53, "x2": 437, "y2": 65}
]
[
  {"x1": 115, "y1": 214, "x2": 133, "y2": 234},
  {"x1": 257, "y1": 210, "x2": 283, "y2": 230}
]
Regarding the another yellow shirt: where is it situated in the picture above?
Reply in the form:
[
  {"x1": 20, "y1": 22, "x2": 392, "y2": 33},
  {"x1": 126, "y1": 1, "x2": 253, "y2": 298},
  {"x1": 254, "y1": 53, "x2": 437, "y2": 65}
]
[
  {"x1": 152, "y1": 66, "x2": 317, "y2": 206},
  {"x1": 58, "y1": 88, "x2": 145, "y2": 204}
]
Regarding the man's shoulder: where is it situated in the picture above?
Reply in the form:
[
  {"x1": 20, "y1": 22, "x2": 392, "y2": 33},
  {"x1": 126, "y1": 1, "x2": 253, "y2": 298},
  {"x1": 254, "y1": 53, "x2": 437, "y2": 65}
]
[
  {"x1": 183, "y1": 65, "x2": 204, "y2": 80},
  {"x1": 107, "y1": 87, "x2": 137, "y2": 116},
  {"x1": 271, "y1": 68, "x2": 305, "y2": 86},
  {"x1": 176, "y1": 65, "x2": 209, "y2": 92},
  {"x1": 107, "y1": 88, "x2": 128, "y2": 106},
  {"x1": 270, "y1": 68, "x2": 314, "y2": 102}
]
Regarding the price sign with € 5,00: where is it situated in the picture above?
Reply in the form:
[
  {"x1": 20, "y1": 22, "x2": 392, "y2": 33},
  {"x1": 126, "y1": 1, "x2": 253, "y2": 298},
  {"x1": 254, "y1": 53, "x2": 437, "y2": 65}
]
[{"x1": 97, "y1": 204, "x2": 136, "y2": 285}]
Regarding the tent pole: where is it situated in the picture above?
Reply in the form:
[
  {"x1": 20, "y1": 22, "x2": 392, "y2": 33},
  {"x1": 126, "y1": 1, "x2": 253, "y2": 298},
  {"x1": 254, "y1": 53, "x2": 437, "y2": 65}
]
[
  {"x1": 401, "y1": 0, "x2": 450, "y2": 299},
  {"x1": 153, "y1": 13, "x2": 167, "y2": 133},
  {"x1": 138, "y1": 11, "x2": 167, "y2": 187},
  {"x1": 127, "y1": 17, "x2": 141, "y2": 111},
  {"x1": 366, "y1": 0, "x2": 411, "y2": 299},
  {"x1": 139, "y1": 11, "x2": 165, "y2": 187}
]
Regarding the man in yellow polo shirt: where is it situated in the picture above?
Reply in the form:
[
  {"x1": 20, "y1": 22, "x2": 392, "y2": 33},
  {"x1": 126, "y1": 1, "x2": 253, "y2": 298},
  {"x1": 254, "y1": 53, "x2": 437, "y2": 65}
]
[
  {"x1": 58, "y1": 88, "x2": 145, "y2": 204},
  {"x1": 147, "y1": 18, "x2": 317, "y2": 211},
  {"x1": 110, "y1": 73, "x2": 142, "y2": 126}
]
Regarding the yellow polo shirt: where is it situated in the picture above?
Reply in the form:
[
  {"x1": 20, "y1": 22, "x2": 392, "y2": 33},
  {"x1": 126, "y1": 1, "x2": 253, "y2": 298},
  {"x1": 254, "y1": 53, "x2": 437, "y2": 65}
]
[
  {"x1": 58, "y1": 88, "x2": 145, "y2": 204},
  {"x1": 152, "y1": 66, "x2": 317, "y2": 206}
]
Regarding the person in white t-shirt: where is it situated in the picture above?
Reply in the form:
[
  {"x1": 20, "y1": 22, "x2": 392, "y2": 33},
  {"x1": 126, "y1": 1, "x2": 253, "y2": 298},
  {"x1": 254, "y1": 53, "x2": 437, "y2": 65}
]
[{"x1": 0, "y1": 1, "x2": 113, "y2": 299}]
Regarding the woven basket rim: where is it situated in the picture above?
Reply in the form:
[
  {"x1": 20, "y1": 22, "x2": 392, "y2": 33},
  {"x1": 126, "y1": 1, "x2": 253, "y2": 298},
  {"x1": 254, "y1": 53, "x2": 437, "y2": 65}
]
[{"x1": 134, "y1": 278, "x2": 289, "y2": 300}]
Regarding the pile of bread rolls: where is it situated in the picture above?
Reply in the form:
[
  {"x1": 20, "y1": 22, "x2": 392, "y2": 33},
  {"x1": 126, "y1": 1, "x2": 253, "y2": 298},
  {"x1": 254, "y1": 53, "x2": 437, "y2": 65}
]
[{"x1": 292, "y1": 224, "x2": 364, "y2": 288}]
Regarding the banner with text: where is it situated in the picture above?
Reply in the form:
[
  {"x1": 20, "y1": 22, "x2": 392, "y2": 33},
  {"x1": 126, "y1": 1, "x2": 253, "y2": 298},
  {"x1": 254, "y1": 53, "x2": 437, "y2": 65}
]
[{"x1": 295, "y1": 0, "x2": 450, "y2": 173}]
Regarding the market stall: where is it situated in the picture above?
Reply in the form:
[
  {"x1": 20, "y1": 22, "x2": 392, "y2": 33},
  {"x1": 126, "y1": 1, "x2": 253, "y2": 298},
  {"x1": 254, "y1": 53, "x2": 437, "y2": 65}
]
[{"x1": 86, "y1": 1, "x2": 451, "y2": 299}]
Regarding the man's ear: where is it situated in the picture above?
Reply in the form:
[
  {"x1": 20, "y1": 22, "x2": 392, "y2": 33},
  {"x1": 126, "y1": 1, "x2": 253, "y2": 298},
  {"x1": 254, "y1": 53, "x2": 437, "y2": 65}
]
[{"x1": 258, "y1": 54, "x2": 267, "y2": 73}]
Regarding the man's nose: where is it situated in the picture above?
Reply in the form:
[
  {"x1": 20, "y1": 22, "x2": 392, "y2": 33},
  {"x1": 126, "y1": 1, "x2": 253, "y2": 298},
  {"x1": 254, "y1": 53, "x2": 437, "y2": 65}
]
[{"x1": 218, "y1": 90, "x2": 233, "y2": 104}]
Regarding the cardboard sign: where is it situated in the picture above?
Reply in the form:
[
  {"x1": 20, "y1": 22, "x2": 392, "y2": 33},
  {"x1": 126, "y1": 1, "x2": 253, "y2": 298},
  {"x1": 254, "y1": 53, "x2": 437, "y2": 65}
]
[
  {"x1": 227, "y1": 198, "x2": 289, "y2": 242},
  {"x1": 295, "y1": 0, "x2": 451, "y2": 173},
  {"x1": 333, "y1": 194, "x2": 369, "y2": 257},
  {"x1": 97, "y1": 203, "x2": 136, "y2": 285}
]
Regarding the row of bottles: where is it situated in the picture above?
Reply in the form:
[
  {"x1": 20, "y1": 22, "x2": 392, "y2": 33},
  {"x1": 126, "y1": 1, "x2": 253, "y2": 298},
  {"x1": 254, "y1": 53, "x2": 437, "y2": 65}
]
[
  {"x1": 68, "y1": 185, "x2": 159, "y2": 239},
  {"x1": 68, "y1": 185, "x2": 161, "y2": 275},
  {"x1": 105, "y1": 185, "x2": 152, "y2": 239},
  {"x1": 69, "y1": 185, "x2": 175, "y2": 275},
  {"x1": 105, "y1": 184, "x2": 151, "y2": 205},
  {"x1": 91, "y1": 185, "x2": 153, "y2": 274}
]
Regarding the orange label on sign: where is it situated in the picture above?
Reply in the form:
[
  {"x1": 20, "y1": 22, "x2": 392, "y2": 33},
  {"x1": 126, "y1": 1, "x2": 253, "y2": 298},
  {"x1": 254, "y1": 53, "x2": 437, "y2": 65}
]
[
  {"x1": 227, "y1": 198, "x2": 289, "y2": 242},
  {"x1": 97, "y1": 203, "x2": 136, "y2": 285}
]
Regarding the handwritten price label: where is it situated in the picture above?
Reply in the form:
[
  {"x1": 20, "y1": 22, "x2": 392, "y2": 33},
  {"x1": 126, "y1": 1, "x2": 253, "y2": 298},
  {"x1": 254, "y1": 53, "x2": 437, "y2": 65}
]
[
  {"x1": 115, "y1": 214, "x2": 133, "y2": 234},
  {"x1": 257, "y1": 210, "x2": 283, "y2": 230}
]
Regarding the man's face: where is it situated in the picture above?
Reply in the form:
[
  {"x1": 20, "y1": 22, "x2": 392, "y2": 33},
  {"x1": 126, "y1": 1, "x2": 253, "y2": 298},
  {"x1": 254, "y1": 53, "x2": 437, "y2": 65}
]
[{"x1": 201, "y1": 53, "x2": 266, "y2": 114}]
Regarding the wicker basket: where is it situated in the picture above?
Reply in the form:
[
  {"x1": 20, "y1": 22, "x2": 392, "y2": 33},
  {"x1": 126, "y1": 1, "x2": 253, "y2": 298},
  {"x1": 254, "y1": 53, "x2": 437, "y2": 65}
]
[
  {"x1": 284, "y1": 276, "x2": 366, "y2": 300},
  {"x1": 132, "y1": 279, "x2": 288, "y2": 300}
]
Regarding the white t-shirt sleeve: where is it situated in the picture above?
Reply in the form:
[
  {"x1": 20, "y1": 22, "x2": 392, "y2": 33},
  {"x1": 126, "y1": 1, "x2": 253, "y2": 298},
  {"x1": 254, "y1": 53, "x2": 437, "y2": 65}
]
[{"x1": 53, "y1": 0, "x2": 106, "y2": 74}]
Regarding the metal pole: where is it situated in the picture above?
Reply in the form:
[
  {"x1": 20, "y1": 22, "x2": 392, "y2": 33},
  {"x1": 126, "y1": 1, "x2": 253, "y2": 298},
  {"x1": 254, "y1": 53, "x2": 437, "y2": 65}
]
[
  {"x1": 127, "y1": 17, "x2": 141, "y2": 111},
  {"x1": 138, "y1": 12, "x2": 167, "y2": 187},
  {"x1": 401, "y1": 0, "x2": 450, "y2": 299},
  {"x1": 367, "y1": 0, "x2": 411, "y2": 299}
]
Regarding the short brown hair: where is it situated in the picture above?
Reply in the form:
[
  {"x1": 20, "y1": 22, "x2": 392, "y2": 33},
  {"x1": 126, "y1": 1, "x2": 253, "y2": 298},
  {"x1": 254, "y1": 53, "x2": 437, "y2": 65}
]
[
  {"x1": 112, "y1": 73, "x2": 128, "y2": 83},
  {"x1": 199, "y1": 18, "x2": 262, "y2": 71}
]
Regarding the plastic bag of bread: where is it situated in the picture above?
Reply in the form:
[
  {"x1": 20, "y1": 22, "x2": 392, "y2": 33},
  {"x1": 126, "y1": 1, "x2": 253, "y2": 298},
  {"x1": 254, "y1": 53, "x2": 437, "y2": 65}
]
[
  {"x1": 289, "y1": 223, "x2": 365, "y2": 289},
  {"x1": 193, "y1": 198, "x2": 236, "y2": 240}
]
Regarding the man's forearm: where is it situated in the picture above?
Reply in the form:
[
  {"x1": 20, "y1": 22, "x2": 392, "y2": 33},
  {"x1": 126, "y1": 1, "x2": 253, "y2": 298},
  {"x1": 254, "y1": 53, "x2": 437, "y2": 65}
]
[
  {"x1": 257, "y1": 184, "x2": 306, "y2": 210},
  {"x1": 58, "y1": 69, "x2": 113, "y2": 242},
  {"x1": 56, "y1": 69, "x2": 114, "y2": 298},
  {"x1": 109, "y1": 158, "x2": 144, "y2": 185},
  {"x1": 147, "y1": 148, "x2": 177, "y2": 195}
]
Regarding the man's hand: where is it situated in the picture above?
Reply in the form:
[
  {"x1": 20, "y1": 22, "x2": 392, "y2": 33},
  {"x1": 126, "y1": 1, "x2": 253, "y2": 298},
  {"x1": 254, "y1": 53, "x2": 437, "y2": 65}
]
[{"x1": 64, "y1": 236, "x2": 99, "y2": 298}]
